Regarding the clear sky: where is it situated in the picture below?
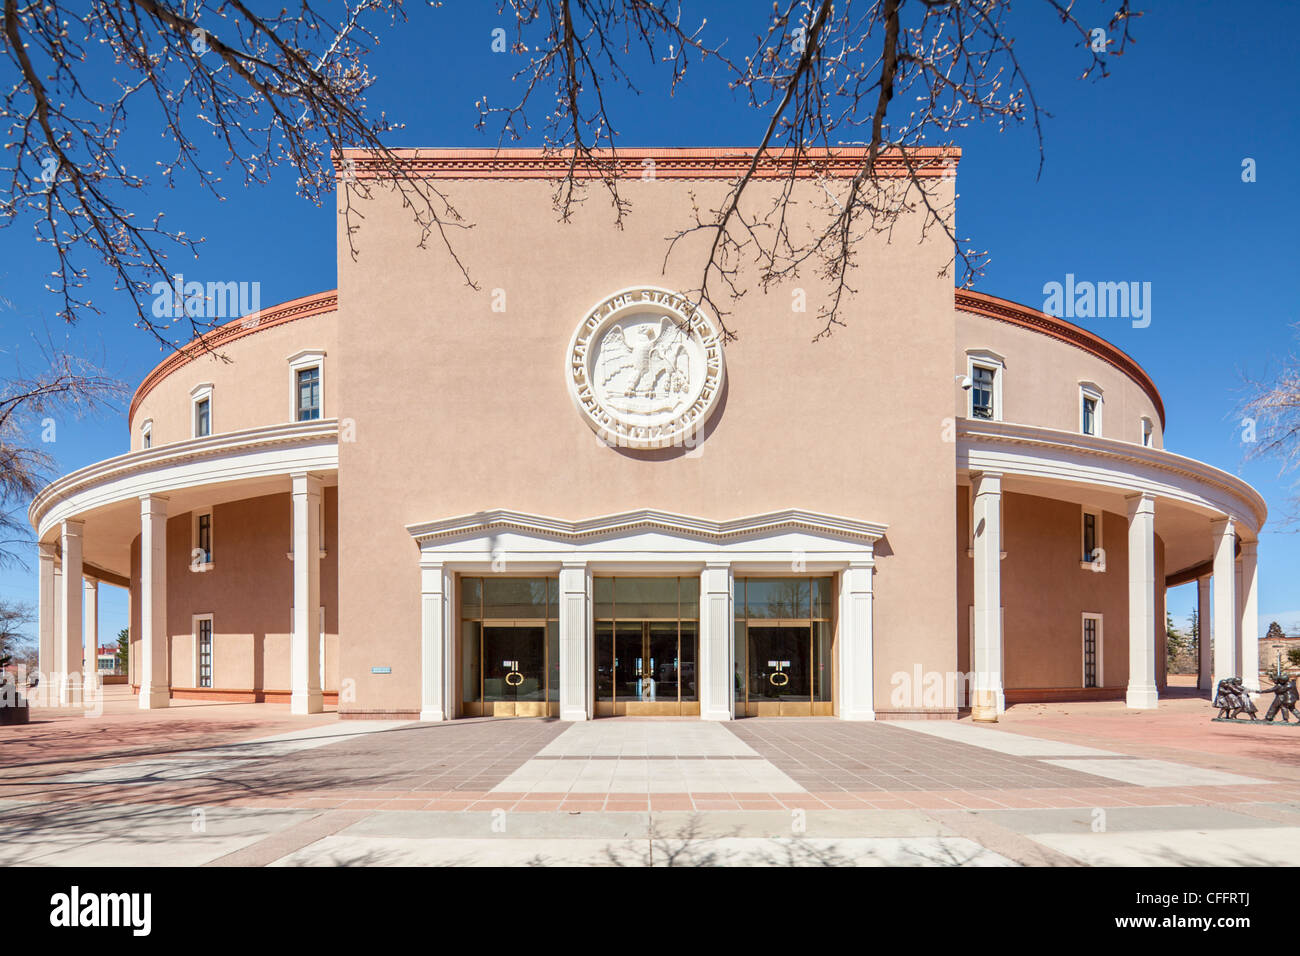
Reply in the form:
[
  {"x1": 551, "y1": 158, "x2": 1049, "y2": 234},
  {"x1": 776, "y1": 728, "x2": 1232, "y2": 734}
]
[{"x1": 1, "y1": 0, "x2": 1297, "y2": 647}]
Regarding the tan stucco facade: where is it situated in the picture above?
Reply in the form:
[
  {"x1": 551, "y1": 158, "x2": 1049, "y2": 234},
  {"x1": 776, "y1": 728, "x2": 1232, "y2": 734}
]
[{"x1": 28, "y1": 148, "x2": 1268, "y2": 721}]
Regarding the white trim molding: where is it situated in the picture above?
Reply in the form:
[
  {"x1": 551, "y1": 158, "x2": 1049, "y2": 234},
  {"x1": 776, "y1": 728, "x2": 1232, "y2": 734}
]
[
  {"x1": 957, "y1": 419, "x2": 1266, "y2": 536},
  {"x1": 30, "y1": 420, "x2": 341, "y2": 541},
  {"x1": 965, "y1": 348, "x2": 1005, "y2": 422},
  {"x1": 192, "y1": 612, "x2": 214, "y2": 688},
  {"x1": 287, "y1": 348, "x2": 326, "y2": 422},
  {"x1": 1081, "y1": 612, "x2": 1104, "y2": 689},
  {"x1": 190, "y1": 382, "x2": 214, "y2": 438},
  {"x1": 407, "y1": 508, "x2": 885, "y2": 723},
  {"x1": 1079, "y1": 381, "x2": 1103, "y2": 437}
]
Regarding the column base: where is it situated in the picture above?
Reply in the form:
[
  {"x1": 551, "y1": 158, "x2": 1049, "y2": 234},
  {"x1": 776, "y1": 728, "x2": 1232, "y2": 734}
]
[
  {"x1": 1125, "y1": 684, "x2": 1159, "y2": 709},
  {"x1": 700, "y1": 708, "x2": 733, "y2": 722},
  {"x1": 839, "y1": 708, "x2": 876, "y2": 721},
  {"x1": 971, "y1": 688, "x2": 1003, "y2": 722},
  {"x1": 139, "y1": 685, "x2": 170, "y2": 709},
  {"x1": 559, "y1": 707, "x2": 589, "y2": 722},
  {"x1": 418, "y1": 707, "x2": 447, "y2": 722},
  {"x1": 291, "y1": 690, "x2": 324, "y2": 715}
]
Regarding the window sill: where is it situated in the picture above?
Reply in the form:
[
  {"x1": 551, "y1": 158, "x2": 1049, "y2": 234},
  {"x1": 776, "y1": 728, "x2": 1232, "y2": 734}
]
[
  {"x1": 965, "y1": 550, "x2": 1007, "y2": 559},
  {"x1": 1079, "y1": 560, "x2": 1107, "y2": 572},
  {"x1": 190, "y1": 562, "x2": 214, "y2": 574},
  {"x1": 285, "y1": 551, "x2": 329, "y2": 560}
]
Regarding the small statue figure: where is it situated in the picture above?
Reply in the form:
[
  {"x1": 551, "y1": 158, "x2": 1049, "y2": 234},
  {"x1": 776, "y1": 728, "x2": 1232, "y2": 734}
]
[
  {"x1": 1213, "y1": 677, "x2": 1259, "y2": 720},
  {"x1": 1262, "y1": 672, "x2": 1300, "y2": 723}
]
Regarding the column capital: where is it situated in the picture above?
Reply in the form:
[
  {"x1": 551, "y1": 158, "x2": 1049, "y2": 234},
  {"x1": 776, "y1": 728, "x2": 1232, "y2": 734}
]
[
  {"x1": 61, "y1": 518, "x2": 85, "y2": 533},
  {"x1": 37, "y1": 541, "x2": 57, "y2": 561},
  {"x1": 1240, "y1": 539, "x2": 1258, "y2": 557},
  {"x1": 1125, "y1": 491, "x2": 1156, "y2": 519},
  {"x1": 291, "y1": 472, "x2": 323, "y2": 496},
  {"x1": 82, "y1": 577, "x2": 98, "y2": 592},
  {"x1": 1210, "y1": 515, "x2": 1236, "y2": 535},
  {"x1": 139, "y1": 494, "x2": 169, "y2": 517},
  {"x1": 971, "y1": 471, "x2": 1003, "y2": 496}
]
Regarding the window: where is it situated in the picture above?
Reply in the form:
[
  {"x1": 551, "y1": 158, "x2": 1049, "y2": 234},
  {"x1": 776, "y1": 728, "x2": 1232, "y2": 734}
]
[
  {"x1": 1082, "y1": 614, "x2": 1103, "y2": 688},
  {"x1": 287, "y1": 349, "x2": 326, "y2": 422},
  {"x1": 1140, "y1": 417, "x2": 1153, "y2": 447},
  {"x1": 971, "y1": 365, "x2": 996, "y2": 419},
  {"x1": 1079, "y1": 382, "x2": 1103, "y2": 436},
  {"x1": 197, "y1": 513, "x2": 212, "y2": 563},
  {"x1": 965, "y1": 349, "x2": 1005, "y2": 422},
  {"x1": 1080, "y1": 508, "x2": 1104, "y2": 570},
  {"x1": 296, "y1": 366, "x2": 321, "y2": 421},
  {"x1": 192, "y1": 511, "x2": 213, "y2": 569},
  {"x1": 191, "y1": 383, "x2": 213, "y2": 438},
  {"x1": 141, "y1": 419, "x2": 152, "y2": 449},
  {"x1": 195, "y1": 615, "x2": 213, "y2": 688}
]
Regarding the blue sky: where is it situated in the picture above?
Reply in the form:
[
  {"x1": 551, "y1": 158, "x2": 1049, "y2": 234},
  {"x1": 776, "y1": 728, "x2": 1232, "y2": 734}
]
[{"x1": 1, "y1": 0, "x2": 1297, "y2": 645}]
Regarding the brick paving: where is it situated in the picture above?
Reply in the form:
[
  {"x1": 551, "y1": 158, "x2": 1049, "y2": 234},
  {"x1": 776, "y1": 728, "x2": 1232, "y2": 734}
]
[{"x1": 3, "y1": 687, "x2": 1298, "y2": 815}]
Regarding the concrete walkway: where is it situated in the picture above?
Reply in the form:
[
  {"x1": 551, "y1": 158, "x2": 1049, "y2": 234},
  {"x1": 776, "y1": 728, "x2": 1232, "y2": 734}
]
[{"x1": 3, "y1": 686, "x2": 1298, "y2": 866}]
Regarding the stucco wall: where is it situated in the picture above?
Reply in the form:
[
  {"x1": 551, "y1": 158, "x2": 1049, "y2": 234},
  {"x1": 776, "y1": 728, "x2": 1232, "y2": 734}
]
[
  {"x1": 337, "y1": 176, "x2": 959, "y2": 716},
  {"x1": 956, "y1": 486, "x2": 1166, "y2": 693},
  {"x1": 130, "y1": 488, "x2": 339, "y2": 694},
  {"x1": 129, "y1": 310, "x2": 338, "y2": 448},
  {"x1": 955, "y1": 309, "x2": 1163, "y2": 446}
]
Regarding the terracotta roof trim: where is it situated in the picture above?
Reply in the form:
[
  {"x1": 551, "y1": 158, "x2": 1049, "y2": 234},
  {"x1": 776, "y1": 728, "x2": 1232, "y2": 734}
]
[
  {"x1": 955, "y1": 289, "x2": 1166, "y2": 428},
  {"x1": 127, "y1": 290, "x2": 338, "y2": 426}
]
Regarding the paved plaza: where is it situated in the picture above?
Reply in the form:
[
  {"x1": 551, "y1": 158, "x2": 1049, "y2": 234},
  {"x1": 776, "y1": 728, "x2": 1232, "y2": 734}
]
[{"x1": 2, "y1": 685, "x2": 1299, "y2": 866}]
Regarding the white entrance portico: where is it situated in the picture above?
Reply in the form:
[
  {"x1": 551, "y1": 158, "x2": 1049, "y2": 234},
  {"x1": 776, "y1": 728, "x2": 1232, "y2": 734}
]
[{"x1": 407, "y1": 509, "x2": 886, "y2": 722}]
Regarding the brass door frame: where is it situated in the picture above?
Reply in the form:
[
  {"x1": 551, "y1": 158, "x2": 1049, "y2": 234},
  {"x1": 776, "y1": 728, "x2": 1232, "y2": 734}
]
[{"x1": 593, "y1": 577, "x2": 698, "y2": 716}]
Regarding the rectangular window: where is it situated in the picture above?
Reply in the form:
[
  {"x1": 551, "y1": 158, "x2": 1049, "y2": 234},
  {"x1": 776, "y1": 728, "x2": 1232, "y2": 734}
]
[
  {"x1": 1082, "y1": 615, "x2": 1101, "y2": 688},
  {"x1": 971, "y1": 365, "x2": 996, "y2": 420},
  {"x1": 142, "y1": 427, "x2": 152, "y2": 449},
  {"x1": 296, "y1": 366, "x2": 321, "y2": 421},
  {"x1": 198, "y1": 618, "x2": 213, "y2": 688},
  {"x1": 1082, "y1": 512, "x2": 1097, "y2": 562},
  {"x1": 1141, "y1": 418, "x2": 1153, "y2": 447},
  {"x1": 197, "y1": 513, "x2": 212, "y2": 564},
  {"x1": 1082, "y1": 396, "x2": 1097, "y2": 435},
  {"x1": 195, "y1": 397, "x2": 211, "y2": 437}
]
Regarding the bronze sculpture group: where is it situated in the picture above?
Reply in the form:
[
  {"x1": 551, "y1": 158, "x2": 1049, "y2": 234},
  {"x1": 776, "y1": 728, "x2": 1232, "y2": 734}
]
[{"x1": 1213, "y1": 673, "x2": 1300, "y2": 724}]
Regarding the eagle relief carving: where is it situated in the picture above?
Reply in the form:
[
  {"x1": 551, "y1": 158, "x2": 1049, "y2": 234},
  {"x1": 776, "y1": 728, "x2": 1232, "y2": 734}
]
[
  {"x1": 595, "y1": 318, "x2": 692, "y2": 415},
  {"x1": 567, "y1": 286, "x2": 726, "y2": 449}
]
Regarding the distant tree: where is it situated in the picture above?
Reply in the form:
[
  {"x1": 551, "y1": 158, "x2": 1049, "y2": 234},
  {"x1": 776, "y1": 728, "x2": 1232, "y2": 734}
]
[
  {"x1": 115, "y1": 626, "x2": 129, "y2": 675},
  {"x1": 1266, "y1": 621, "x2": 1286, "y2": 643},
  {"x1": 1187, "y1": 606, "x2": 1200, "y2": 651},
  {"x1": 1166, "y1": 611, "x2": 1187, "y2": 664},
  {"x1": 0, "y1": 600, "x2": 35, "y2": 670}
]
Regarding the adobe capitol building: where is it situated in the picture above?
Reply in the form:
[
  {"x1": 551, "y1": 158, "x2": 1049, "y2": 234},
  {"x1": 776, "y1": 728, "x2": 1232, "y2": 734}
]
[{"x1": 29, "y1": 148, "x2": 1266, "y2": 722}]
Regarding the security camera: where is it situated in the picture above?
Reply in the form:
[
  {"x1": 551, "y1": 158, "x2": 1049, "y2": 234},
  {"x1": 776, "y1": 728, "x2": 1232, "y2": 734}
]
[{"x1": 957, "y1": 374, "x2": 973, "y2": 390}]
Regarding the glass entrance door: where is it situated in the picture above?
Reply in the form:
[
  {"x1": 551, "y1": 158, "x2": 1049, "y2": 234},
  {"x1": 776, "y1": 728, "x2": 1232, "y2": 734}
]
[
  {"x1": 734, "y1": 577, "x2": 834, "y2": 716},
  {"x1": 482, "y1": 625, "x2": 548, "y2": 717},
  {"x1": 594, "y1": 576, "x2": 699, "y2": 716},
  {"x1": 748, "y1": 626, "x2": 812, "y2": 713}
]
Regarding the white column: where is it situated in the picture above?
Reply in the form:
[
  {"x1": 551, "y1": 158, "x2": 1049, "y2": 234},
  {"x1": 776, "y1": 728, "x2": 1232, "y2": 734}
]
[
  {"x1": 1125, "y1": 493, "x2": 1158, "y2": 709},
  {"x1": 699, "y1": 563, "x2": 734, "y2": 721},
  {"x1": 971, "y1": 471, "x2": 1004, "y2": 721},
  {"x1": 1197, "y1": 576, "x2": 1212, "y2": 691},
  {"x1": 1211, "y1": 517, "x2": 1238, "y2": 688},
  {"x1": 290, "y1": 473, "x2": 323, "y2": 715},
  {"x1": 838, "y1": 560, "x2": 876, "y2": 720},
  {"x1": 58, "y1": 520, "x2": 84, "y2": 706},
  {"x1": 558, "y1": 563, "x2": 591, "y2": 721},
  {"x1": 139, "y1": 494, "x2": 170, "y2": 708},
  {"x1": 82, "y1": 578, "x2": 99, "y2": 694},
  {"x1": 37, "y1": 542, "x2": 55, "y2": 687},
  {"x1": 1239, "y1": 540, "x2": 1259, "y2": 691},
  {"x1": 418, "y1": 560, "x2": 453, "y2": 721}
]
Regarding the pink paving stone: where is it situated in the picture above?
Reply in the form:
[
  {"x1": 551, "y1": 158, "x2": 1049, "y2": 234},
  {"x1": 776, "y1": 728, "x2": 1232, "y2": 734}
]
[
  {"x1": 736, "y1": 798, "x2": 785, "y2": 810},
  {"x1": 376, "y1": 799, "x2": 431, "y2": 811},
  {"x1": 558, "y1": 800, "x2": 607, "y2": 811},
  {"x1": 649, "y1": 796, "x2": 696, "y2": 810}
]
